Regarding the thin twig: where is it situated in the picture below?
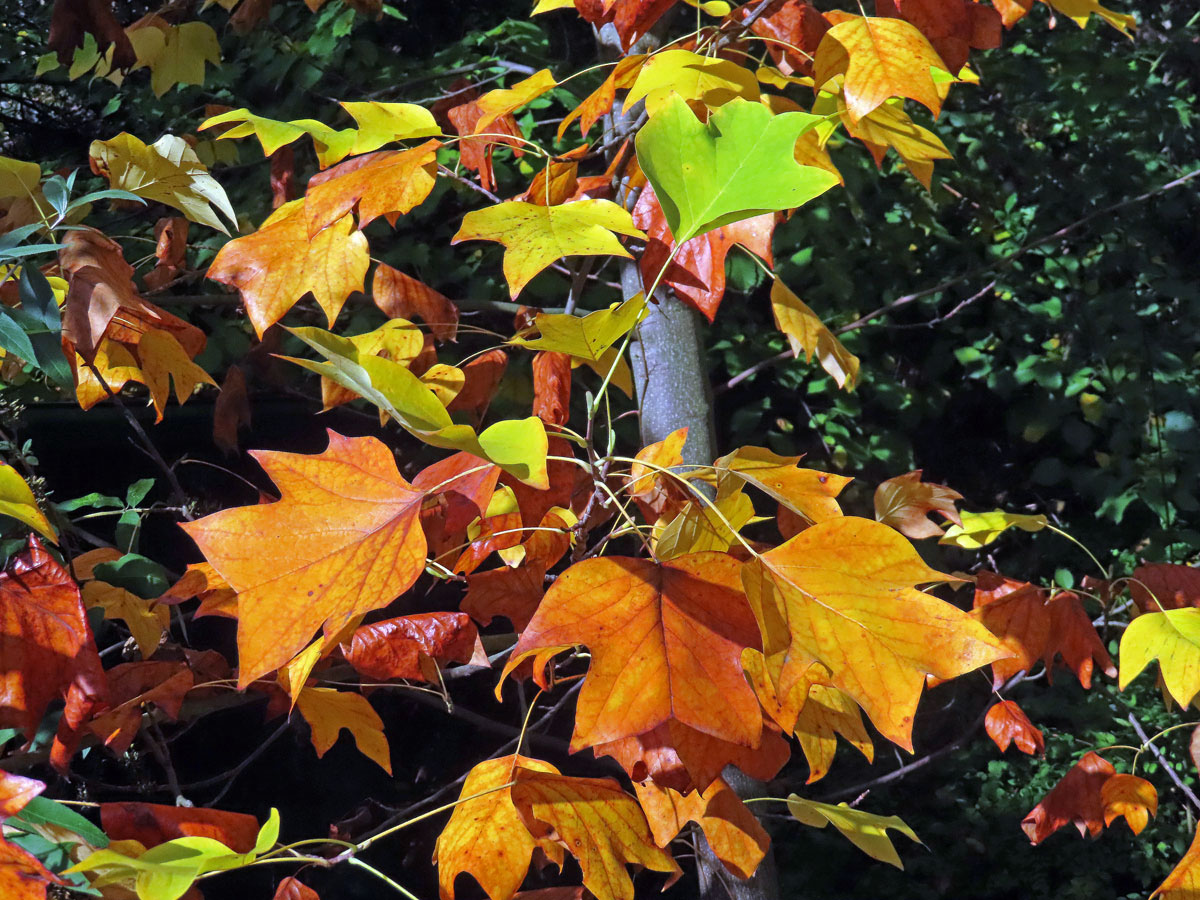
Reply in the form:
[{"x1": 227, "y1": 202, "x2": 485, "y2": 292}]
[{"x1": 1128, "y1": 713, "x2": 1200, "y2": 812}]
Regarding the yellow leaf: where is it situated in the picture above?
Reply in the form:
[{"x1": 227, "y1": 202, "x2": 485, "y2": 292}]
[
  {"x1": 770, "y1": 278, "x2": 860, "y2": 389},
  {"x1": 1119, "y1": 609, "x2": 1200, "y2": 707},
  {"x1": 452, "y1": 200, "x2": 644, "y2": 299},
  {"x1": 474, "y1": 69, "x2": 557, "y2": 134},
  {"x1": 654, "y1": 491, "x2": 755, "y2": 560},
  {"x1": 338, "y1": 101, "x2": 442, "y2": 155},
  {"x1": 625, "y1": 49, "x2": 760, "y2": 117},
  {"x1": 127, "y1": 18, "x2": 221, "y2": 97},
  {"x1": 705, "y1": 445, "x2": 851, "y2": 525},
  {"x1": 433, "y1": 755, "x2": 565, "y2": 900},
  {"x1": 82, "y1": 581, "x2": 170, "y2": 657},
  {"x1": 1101, "y1": 773, "x2": 1157, "y2": 836},
  {"x1": 510, "y1": 294, "x2": 646, "y2": 362},
  {"x1": 0, "y1": 463, "x2": 56, "y2": 542},
  {"x1": 786, "y1": 795, "x2": 920, "y2": 869},
  {"x1": 0, "y1": 154, "x2": 42, "y2": 202},
  {"x1": 137, "y1": 329, "x2": 217, "y2": 423},
  {"x1": 938, "y1": 509, "x2": 1048, "y2": 549},
  {"x1": 75, "y1": 340, "x2": 143, "y2": 411},
  {"x1": 89, "y1": 133, "x2": 237, "y2": 234},
  {"x1": 1045, "y1": 0, "x2": 1136, "y2": 35},
  {"x1": 742, "y1": 517, "x2": 1005, "y2": 749},
  {"x1": 295, "y1": 686, "x2": 391, "y2": 773},
  {"x1": 813, "y1": 15, "x2": 947, "y2": 123},
  {"x1": 532, "y1": 0, "x2": 575, "y2": 12},
  {"x1": 841, "y1": 98, "x2": 952, "y2": 190}
]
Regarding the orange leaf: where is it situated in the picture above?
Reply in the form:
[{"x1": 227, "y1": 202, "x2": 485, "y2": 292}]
[
  {"x1": 984, "y1": 700, "x2": 1045, "y2": 756},
  {"x1": 343, "y1": 612, "x2": 479, "y2": 682},
  {"x1": 136, "y1": 328, "x2": 216, "y2": 423},
  {"x1": 971, "y1": 573, "x2": 1050, "y2": 686},
  {"x1": 558, "y1": 55, "x2": 645, "y2": 140},
  {"x1": 813, "y1": 14, "x2": 948, "y2": 123},
  {"x1": 446, "y1": 89, "x2": 524, "y2": 193},
  {"x1": 876, "y1": 0, "x2": 1001, "y2": 73},
  {"x1": 413, "y1": 451, "x2": 501, "y2": 560},
  {"x1": 747, "y1": 0, "x2": 831, "y2": 76},
  {"x1": 873, "y1": 469, "x2": 962, "y2": 539},
  {"x1": 1044, "y1": 590, "x2": 1115, "y2": 688},
  {"x1": 793, "y1": 666, "x2": 874, "y2": 782},
  {"x1": 707, "y1": 445, "x2": 850, "y2": 526},
  {"x1": 303, "y1": 141, "x2": 439, "y2": 236},
  {"x1": 101, "y1": 801, "x2": 260, "y2": 851},
  {"x1": 433, "y1": 755, "x2": 564, "y2": 900},
  {"x1": 447, "y1": 348, "x2": 508, "y2": 419},
  {"x1": 0, "y1": 771, "x2": 44, "y2": 817},
  {"x1": 1020, "y1": 751, "x2": 1114, "y2": 844},
  {"x1": 373, "y1": 263, "x2": 459, "y2": 342},
  {"x1": 0, "y1": 537, "x2": 107, "y2": 740},
  {"x1": 595, "y1": 718, "x2": 791, "y2": 795},
  {"x1": 295, "y1": 686, "x2": 391, "y2": 773},
  {"x1": 634, "y1": 777, "x2": 769, "y2": 880},
  {"x1": 1101, "y1": 773, "x2": 1157, "y2": 836},
  {"x1": 502, "y1": 553, "x2": 763, "y2": 751},
  {"x1": 511, "y1": 769, "x2": 681, "y2": 900},
  {"x1": 1153, "y1": 820, "x2": 1200, "y2": 898},
  {"x1": 626, "y1": 427, "x2": 690, "y2": 525},
  {"x1": 743, "y1": 517, "x2": 1005, "y2": 750},
  {"x1": 181, "y1": 431, "x2": 427, "y2": 686},
  {"x1": 274, "y1": 877, "x2": 320, "y2": 900},
  {"x1": 532, "y1": 351, "x2": 572, "y2": 426},
  {"x1": 206, "y1": 200, "x2": 369, "y2": 337},
  {"x1": 86, "y1": 661, "x2": 194, "y2": 755},
  {"x1": 0, "y1": 834, "x2": 67, "y2": 899}
]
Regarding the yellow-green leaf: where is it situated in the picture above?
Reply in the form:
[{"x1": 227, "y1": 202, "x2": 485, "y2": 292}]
[
  {"x1": 625, "y1": 49, "x2": 760, "y2": 117},
  {"x1": 0, "y1": 463, "x2": 56, "y2": 541},
  {"x1": 452, "y1": 199, "x2": 644, "y2": 299},
  {"x1": 1119, "y1": 609, "x2": 1200, "y2": 707},
  {"x1": 509, "y1": 294, "x2": 646, "y2": 362},
  {"x1": 938, "y1": 509, "x2": 1048, "y2": 549},
  {"x1": 786, "y1": 795, "x2": 920, "y2": 869}
]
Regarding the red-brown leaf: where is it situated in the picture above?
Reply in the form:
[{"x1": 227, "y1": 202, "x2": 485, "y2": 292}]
[
  {"x1": 48, "y1": 0, "x2": 135, "y2": 69},
  {"x1": 373, "y1": 263, "x2": 459, "y2": 342},
  {"x1": 1020, "y1": 751, "x2": 1114, "y2": 844},
  {"x1": 274, "y1": 877, "x2": 320, "y2": 900},
  {"x1": 213, "y1": 364, "x2": 252, "y2": 456},
  {"x1": 101, "y1": 801, "x2": 260, "y2": 851},
  {"x1": 746, "y1": 0, "x2": 831, "y2": 76},
  {"x1": 343, "y1": 612, "x2": 479, "y2": 682},
  {"x1": 1130, "y1": 563, "x2": 1200, "y2": 613},
  {"x1": 447, "y1": 348, "x2": 508, "y2": 419},
  {"x1": 984, "y1": 700, "x2": 1045, "y2": 756},
  {"x1": 532, "y1": 351, "x2": 572, "y2": 426}
]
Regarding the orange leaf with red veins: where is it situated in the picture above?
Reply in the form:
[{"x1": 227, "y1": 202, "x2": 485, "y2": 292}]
[
  {"x1": 295, "y1": 686, "x2": 392, "y2": 773},
  {"x1": 343, "y1": 612, "x2": 479, "y2": 682},
  {"x1": 502, "y1": 553, "x2": 763, "y2": 751},
  {"x1": 434, "y1": 754, "x2": 564, "y2": 900},
  {"x1": 747, "y1": 0, "x2": 831, "y2": 76},
  {"x1": 181, "y1": 431, "x2": 427, "y2": 686},
  {"x1": 1130, "y1": 563, "x2": 1200, "y2": 613},
  {"x1": 594, "y1": 718, "x2": 791, "y2": 794},
  {"x1": 813, "y1": 14, "x2": 948, "y2": 123},
  {"x1": 447, "y1": 348, "x2": 508, "y2": 419},
  {"x1": 303, "y1": 141, "x2": 439, "y2": 237},
  {"x1": 274, "y1": 877, "x2": 320, "y2": 900},
  {"x1": 0, "y1": 771, "x2": 44, "y2": 817},
  {"x1": 373, "y1": 263, "x2": 459, "y2": 342},
  {"x1": 632, "y1": 184, "x2": 775, "y2": 322},
  {"x1": 101, "y1": 801, "x2": 261, "y2": 851},
  {"x1": 706, "y1": 446, "x2": 850, "y2": 526},
  {"x1": 0, "y1": 537, "x2": 107, "y2": 739},
  {"x1": 206, "y1": 200, "x2": 369, "y2": 337},
  {"x1": 86, "y1": 661, "x2": 194, "y2": 755},
  {"x1": 1154, "y1": 821, "x2": 1200, "y2": 898},
  {"x1": 532, "y1": 351, "x2": 572, "y2": 426},
  {"x1": 873, "y1": 469, "x2": 963, "y2": 539},
  {"x1": 447, "y1": 91, "x2": 524, "y2": 194},
  {"x1": 1102, "y1": 773, "x2": 1157, "y2": 836},
  {"x1": 984, "y1": 700, "x2": 1045, "y2": 756},
  {"x1": 743, "y1": 517, "x2": 1006, "y2": 750},
  {"x1": 0, "y1": 834, "x2": 67, "y2": 899},
  {"x1": 1043, "y1": 591, "x2": 1115, "y2": 688},
  {"x1": 634, "y1": 777, "x2": 769, "y2": 880},
  {"x1": 511, "y1": 769, "x2": 682, "y2": 900},
  {"x1": 1021, "y1": 751, "x2": 1114, "y2": 844},
  {"x1": 558, "y1": 55, "x2": 645, "y2": 140}
]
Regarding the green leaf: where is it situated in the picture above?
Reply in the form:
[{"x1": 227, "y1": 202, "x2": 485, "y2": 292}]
[
  {"x1": 508, "y1": 295, "x2": 646, "y2": 362},
  {"x1": 635, "y1": 95, "x2": 839, "y2": 243},
  {"x1": 15, "y1": 796, "x2": 109, "y2": 848},
  {"x1": 786, "y1": 795, "x2": 920, "y2": 869},
  {"x1": 93, "y1": 553, "x2": 171, "y2": 600},
  {"x1": 284, "y1": 327, "x2": 549, "y2": 488}
]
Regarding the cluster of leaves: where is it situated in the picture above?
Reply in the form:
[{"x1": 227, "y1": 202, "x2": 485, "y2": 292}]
[{"x1": 2, "y1": 0, "x2": 1200, "y2": 899}]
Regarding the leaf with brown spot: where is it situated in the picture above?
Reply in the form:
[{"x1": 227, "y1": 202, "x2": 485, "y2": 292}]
[
  {"x1": 1022, "y1": 751, "x2": 1115, "y2": 844},
  {"x1": 101, "y1": 801, "x2": 260, "y2": 851},
  {"x1": 874, "y1": 469, "x2": 962, "y2": 539},
  {"x1": 373, "y1": 263, "x2": 458, "y2": 342},
  {"x1": 511, "y1": 769, "x2": 681, "y2": 900},
  {"x1": 343, "y1": 612, "x2": 479, "y2": 682},
  {"x1": 502, "y1": 553, "x2": 763, "y2": 752},
  {"x1": 634, "y1": 777, "x2": 769, "y2": 880},
  {"x1": 181, "y1": 430, "x2": 426, "y2": 686},
  {"x1": 706, "y1": 445, "x2": 851, "y2": 526},
  {"x1": 434, "y1": 755, "x2": 564, "y2": 900},
  {"x1": 1130, "y1": 563, "x2": 1200, "y2": 613},
  {"x1": 206, "y1": 199, "x2": 369, "y2": 337}
]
